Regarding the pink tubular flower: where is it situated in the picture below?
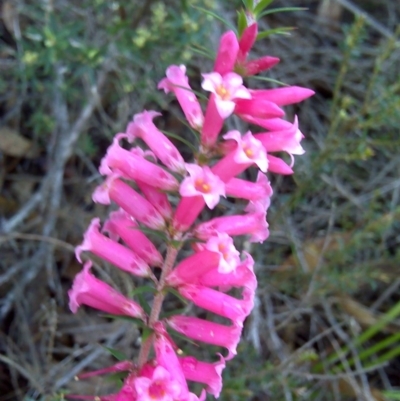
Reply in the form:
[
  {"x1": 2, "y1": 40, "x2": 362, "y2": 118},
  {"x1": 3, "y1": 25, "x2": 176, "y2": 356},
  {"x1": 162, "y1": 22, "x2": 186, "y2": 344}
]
[
  {"x1": 126, "y1": 110, "x2": 186, "y2": 174},
  {"x1": 225, "y1": 171, "x2": 273, "y2": 207},
  {"x1": 99, "y1": 135, "x2": 179, "y2": 191},
  {"x1": 179, "y1": 354, "x2": 225, "y2": 398},
  {"x1": 204, "y1": 233, "x2": 240, "y2": 273},
  {"x1": 93, "y1": 175, "x2": 166, "y2": 230},
  {"x1": 201, "y1": 72, "x2": 250, "y2": 119},
  {"x1": 249, "y1": 86, "x2": 315, "y2": 106},
  {"x1": 267, "y1": 154, "x2": 294, "y2": 175},
  {"x1": 76, "y1": 361, "x2": 135, "y2": 380},
  {"x1": 168, "y1": 315, "x2": 242, "y2": 360},
  {"x1": 195, "y1": 211, "x2": 269, "y2": 243},
  {"x1": 166, "y1": 250, "x2": 221, "y2": 287},
  {"x1": 158, "y1": 65, "x2": 204, "y2": 130},
  {"x1": 177, "y1": 284, "x2": 253, "y2": 325},
  {"x1": 103, "y1": 210, "x2": 163, "y2": 267},
  {"x1": 136, "y1": 180, "x2": 172, "y2": 220},
  {"x1": 69, "y1": 261, "x2": 146, "y2": 320},
  {"x1": 234, "y1": 98, "x2": 285, "y2": 119},
  {"x1": 75, "y1": 218, "x2": 150, "y2": 277},
  {"x1": 213, "y1": 30, "x2": 239, "y2": 75}
]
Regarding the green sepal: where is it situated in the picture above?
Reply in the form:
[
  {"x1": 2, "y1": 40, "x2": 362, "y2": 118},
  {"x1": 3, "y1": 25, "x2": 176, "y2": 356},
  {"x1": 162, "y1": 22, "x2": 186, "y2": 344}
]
[{"x1": 237, "y1": 9, "x2": 248, "y2": 37}]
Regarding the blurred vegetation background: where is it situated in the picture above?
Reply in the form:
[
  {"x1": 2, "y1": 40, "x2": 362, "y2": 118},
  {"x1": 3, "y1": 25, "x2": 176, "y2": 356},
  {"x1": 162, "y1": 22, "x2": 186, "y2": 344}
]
[{"x1": 0, "y1": 0, "x2": 399, "y2": 400}]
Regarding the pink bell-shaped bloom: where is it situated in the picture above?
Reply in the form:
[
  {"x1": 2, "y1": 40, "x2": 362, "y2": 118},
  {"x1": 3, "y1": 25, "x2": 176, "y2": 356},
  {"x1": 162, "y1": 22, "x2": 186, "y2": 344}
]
[
  {"x1": 103, "y1": 210, "x2": 163, "y2": 267},
  {"x1": 93, "y1": 175, "x2": 166, "y2": 230},
  {"x1": 177, "y1": 284, "x2": 253, "y2": 325},
  {"x1": 69, "y1": 261, "x2": 146, "y2": 320},
  {"x1": 75, "y1": 218, "x2": 150, "y2": 277},
  {"x1": 201, "y1": 72, "x2": 250, "y2": 119},
  {"x1": 99, "y1": 135, "x2": 179, "y2": 191},
  {"x1": 195, "y1": 210, "x2": 269, "y2": 243},
  {"x1": 158, "y1": 65, "x2": 204, "y2": 130},
  {"x1": 225, "y1": 171, "x2": 273, "y2": 208},
  {"x1": 126, "y1": 111, "x2": 186, "y2": 174},
  {"x1": 174, "y1": 164, "x2": 225, "y2": 230},
  {"x1": 134, "y1": 366, "x2": 183, "y2": 401},
  {"x1": 213, "y1": 30, "x2": 239, "y2": 76},
  {"x1": 234, "y1": 98, "x2": 284, "y2": 119},
  {"x1": 212, "y1": 130, "x2": 268, "y2": 182},
  {"x1": 166, "y1": 250, "x2": 221, "y2": 287},
  {"x1": 249, "y1": 86, "x2": 315, "y2": 106},
  {"x1": 179, "y1": 354, "x2": 225, "y2": 398},
  {"x1": 267, "y1": 154, "x2": 293, "y2": 175},
  {"x1": 203, "y1": 233, "x2": 240, "y2": 273},
  {"x1": 240, "y1": 115, "x2": 293, "y2": 131},
  {"x1": 136, "y1": 180, "x2": 173, "y2": 220},
  {"x1": 199, "y1": 252, "x2": 257, "y2": 292},
  {"x1": 168, "y1": 315, "x2": 242, "y2": 360}
]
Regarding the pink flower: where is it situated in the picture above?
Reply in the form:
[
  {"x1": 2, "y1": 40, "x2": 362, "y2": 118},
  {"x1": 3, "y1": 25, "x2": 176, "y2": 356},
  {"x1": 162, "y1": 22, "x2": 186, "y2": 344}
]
[
  {"x1": 177, "y1": 284, "x2": 253, "y2": 326},
  {"x1": 69, "y1": 261, "x2": 145, "y2": 320},
  {"x1": 254, "y1": 116, "x2": 305, "y2": 166},
  {"x1": 267, "y1": 154, "x2": 293, "y2": 175},
  {"x1": 168, "y1": 315, "x2": 242, "y2": 360},
  {"x1": 134, "y1": 366, "x2": 183, "y2": 401},
  {"x1": 158, "y1": 65, "x2": 204, "y2": 130},
  {"x1": 76, "y1": 361, "x2": 135, "y2": 380},
  {"x1": 99, "y1": 135, "x2": 179, "y2": 191},
  {"x1": 75, "y1": 218, "x2": 150, "y2": 277},
  {"x1": 204, "y1": 233, "x2": 240, "y2": 273},
  {"x1": 174, "y1": 164, "x2": 225, "y2": 230},
  {"x1": 179, "y1": 354, "x2": 225, "y2": 398},
  {"x1": 201, "y1": 72, "x2": 250, "y2": 118},
  {"x1": 249, "y1": 86, "x2": 315, "y2": 106},
  {"x1": 93, "y1": 174, "x2": 166, "y2": 230},
  {"x1": 179, "y1": 164, "x2": 225, "y2": 209},
  {"x1": 234, "y1": 98, "x2": 284, "y2": 119},
  {"x1": 225, "y1": 171, "x2": 273, "y2": 208},
  {"x1": 212, "y1": 130, "x2": 268, "y2": 182},
  {"x1": 166, "y1": 250, "x2": 221, "y2": 287},
  {"x1": 213, "y1": 31, "x2": 239, "y2": 75},
  {"x1": 103, "y1": 210, "x2": 163, "y2": 267},
  {"x1": 136, "y1": 180, "x2": 173, "y2": 220},
  {"x1": 235, "y1": 23, "x2": 280, "y2": 76},
  {"x1": 195, "y1": 211, "x2": 269, "y2": 243},
  {"x1": 126, "y1": 110, "x2": 186, "y2": 173}
]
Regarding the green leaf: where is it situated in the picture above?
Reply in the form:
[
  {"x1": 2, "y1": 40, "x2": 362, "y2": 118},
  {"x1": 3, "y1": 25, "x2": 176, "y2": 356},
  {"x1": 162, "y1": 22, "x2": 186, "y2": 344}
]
[
  {"x1": 253, "y1": 0, "x2": 274, "y2": 16},
  {"x1": 130, "y1": 226, "x2": 169, "y2": 243},
  {"x1": 191, "y1": 6, "x2": 237, "y2": 33},
  {"x1": 102, "y1": 346, "x2": 128, "y2": 361},
  {"x1": 137, "y1": 293, "x2": 152, "y2": 316},
  {"x1": 258, "y1": 7, "x2": 307, "y2": 18},
  {"x1": 141, "y1": 327, "x2": 153, "y2": 343},
  {"x1": 129, "y1": 285, "x2": 157, "y2": 297},
  {"x1": 237, "y1": 10, "x2": 248, "y2": 37},
  {"x1": 257, "y1": 27, "x2": 294, "y2": 39},
  {"x1": 248, "y1": 75, "x2": 289, "y2": 86},
  {"x1": 242, "y1": 0, "x2": 254, "y2": 11},
  {"x1": 381, "y1": 390, "x2": 400, "y2": 401},
  {"x1": 160, "y1": 129, "x2": 199, "y2": 153}
]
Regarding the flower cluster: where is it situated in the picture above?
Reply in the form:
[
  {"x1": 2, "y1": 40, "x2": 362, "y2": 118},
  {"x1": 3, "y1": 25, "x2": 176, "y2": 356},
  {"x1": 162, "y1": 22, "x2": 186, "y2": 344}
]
[{"x1": 68, "y1": 20, "x2": 313, "y2": 401}]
